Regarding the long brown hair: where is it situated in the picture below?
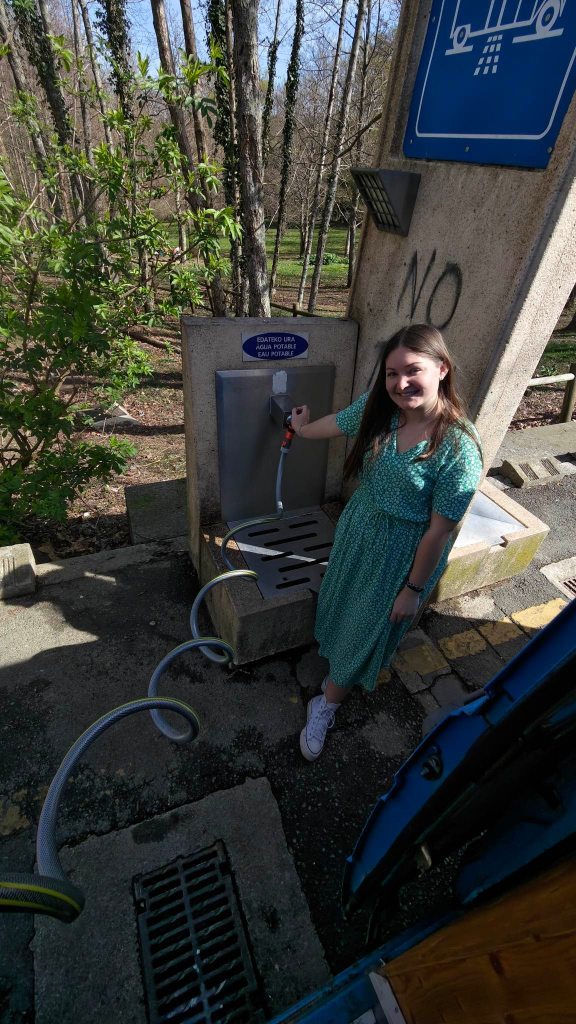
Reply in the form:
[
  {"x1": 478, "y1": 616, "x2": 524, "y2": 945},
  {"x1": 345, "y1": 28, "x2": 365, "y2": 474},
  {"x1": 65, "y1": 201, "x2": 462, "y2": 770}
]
[{"x1": 344, "y1": 324, "x2": 482, "y2": 480}]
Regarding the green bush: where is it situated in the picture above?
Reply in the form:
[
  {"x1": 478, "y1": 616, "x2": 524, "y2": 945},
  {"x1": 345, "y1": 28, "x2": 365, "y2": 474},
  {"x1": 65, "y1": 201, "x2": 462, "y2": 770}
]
[
  {"x1": 304, "y1": 251, "x2": 348, "y2": 266},
  {"x1": 0, "y1": 55, "x2": 238, "y2": 544}
]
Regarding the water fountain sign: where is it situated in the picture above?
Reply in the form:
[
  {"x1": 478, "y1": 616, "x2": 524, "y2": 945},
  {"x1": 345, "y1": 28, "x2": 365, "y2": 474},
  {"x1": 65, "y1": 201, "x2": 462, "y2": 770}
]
[{"x1": 405, "y1": 1, "x2": 576, "y2": 166}]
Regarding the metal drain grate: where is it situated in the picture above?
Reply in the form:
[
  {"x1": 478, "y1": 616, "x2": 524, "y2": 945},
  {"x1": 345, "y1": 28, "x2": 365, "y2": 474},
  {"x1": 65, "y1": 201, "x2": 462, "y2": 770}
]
[
  {"x1": 134, "y1": 843, "x2": 263, "y2": 1024},
  {"x1": 228, "y1": 509, "x2": 335, "y2": 599},
  {"x1": 540, "y1": 558, "x2": 576, "y2": 599},
  {"x1": 519, "y1": 462, "x2": 539, "y2": 480}
]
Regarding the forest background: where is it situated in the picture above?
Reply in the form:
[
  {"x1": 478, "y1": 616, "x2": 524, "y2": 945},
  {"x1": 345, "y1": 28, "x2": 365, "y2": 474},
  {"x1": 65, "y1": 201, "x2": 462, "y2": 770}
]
[{"x1": 0, "y1": 0, "x2": 573, "y2": 555}]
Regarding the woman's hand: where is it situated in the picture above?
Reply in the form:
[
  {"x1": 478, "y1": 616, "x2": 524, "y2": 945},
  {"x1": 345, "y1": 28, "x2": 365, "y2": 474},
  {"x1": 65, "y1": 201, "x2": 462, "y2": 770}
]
[
  {"x1": 389, "y1": 587, "x2": 421, "y2": 624},
  {"x1": 291, "y1": 404, "x2": 310, "y2": 436}
]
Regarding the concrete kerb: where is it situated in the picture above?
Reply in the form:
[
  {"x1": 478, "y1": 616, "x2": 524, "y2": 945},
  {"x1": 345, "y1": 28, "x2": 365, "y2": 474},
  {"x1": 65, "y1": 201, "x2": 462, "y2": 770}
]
[
  {"x1": 0, "y1": 543, "x2": 36, "y2": 598},
  {"x1": 33, "y1": 536, "x2": 190, "y2": 590}
]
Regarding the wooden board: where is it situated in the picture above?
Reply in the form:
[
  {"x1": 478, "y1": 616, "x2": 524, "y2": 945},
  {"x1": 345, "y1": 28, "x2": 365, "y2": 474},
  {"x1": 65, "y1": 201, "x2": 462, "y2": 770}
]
[{"x1": 382, "y1": 859, "x2": 576, "y2": 1023}]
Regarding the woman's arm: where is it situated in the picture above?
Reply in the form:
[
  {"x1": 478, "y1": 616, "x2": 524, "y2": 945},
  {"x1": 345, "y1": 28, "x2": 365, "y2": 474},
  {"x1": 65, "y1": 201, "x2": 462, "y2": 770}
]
[
  {"x1": 389, "y1": 512, "x2": 456, "y2": 623},
  {"x1": 290, "y1": 405, "x2": 344, "y2": 440}
]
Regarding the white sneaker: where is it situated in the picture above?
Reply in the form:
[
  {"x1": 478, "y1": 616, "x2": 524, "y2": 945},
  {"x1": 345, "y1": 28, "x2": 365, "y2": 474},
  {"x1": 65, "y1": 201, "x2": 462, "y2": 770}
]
[{"x1": 300, "y1": 695, "x2": 337, "y2": 761}]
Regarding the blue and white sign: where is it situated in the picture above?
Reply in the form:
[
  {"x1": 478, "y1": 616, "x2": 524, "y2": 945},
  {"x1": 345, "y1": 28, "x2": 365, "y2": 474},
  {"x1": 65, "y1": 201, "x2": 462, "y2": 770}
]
[
  {"x1": 242, "y1": 331, "x2": 309, "y2": 361},
  {"x1": 404, "y1": 1, "x2": 576, "y2": 167}
]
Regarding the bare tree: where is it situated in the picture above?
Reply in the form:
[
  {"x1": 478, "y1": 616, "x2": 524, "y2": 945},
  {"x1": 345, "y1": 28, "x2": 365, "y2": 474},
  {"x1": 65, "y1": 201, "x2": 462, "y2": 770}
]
[
  {"x1": 308, "y1": 0, "x2": 367, "y2": 313},
  {"x1": 262, "y1": 0, "x2": 282, "y2": 168},
  {"x1": 268, "y1": 0, "x2": 304, "y2": 296},
  {"x1": 151, "y1": 0, "x2": 228, "y2": 315},
  {"x1": 179, "y1": 0, "x2": 209, "y2": 161},
  {"x1": 77, "y1": 0, "x2": 113, "y2": 147},
  {"x1": 231, "y1": 0, "x2": 270, "y2": 315},
  {"x1": 0, "y1": 0, "x2": 52, "y2": 182},
  {"x1": 296, "y1": 0, "x2": 348, "y2": 308}
]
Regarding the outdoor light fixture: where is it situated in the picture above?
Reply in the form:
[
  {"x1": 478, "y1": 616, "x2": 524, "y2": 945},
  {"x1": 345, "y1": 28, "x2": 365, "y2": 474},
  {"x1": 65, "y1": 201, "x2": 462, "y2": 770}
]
[{"x1": 351, "y1": 167, "x2": 420, "y2": 235}]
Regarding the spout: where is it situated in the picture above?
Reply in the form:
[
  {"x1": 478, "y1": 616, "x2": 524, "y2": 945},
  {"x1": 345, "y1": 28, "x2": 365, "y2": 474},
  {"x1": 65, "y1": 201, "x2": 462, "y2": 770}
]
[{"x1": 269, "y1": 393, "x2": 294, "y2": 429}]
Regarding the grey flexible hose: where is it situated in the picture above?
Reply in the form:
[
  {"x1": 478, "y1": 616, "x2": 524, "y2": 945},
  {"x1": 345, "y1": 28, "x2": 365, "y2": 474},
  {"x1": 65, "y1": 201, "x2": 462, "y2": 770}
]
[
  {"x1": 1, "y1": 436, "x2": 294, "y2": 921},
  {"x1": 1, "y1": 697, "x2": 200, "y2": 923},
  {"x1": 187, "y1": 446, "x2": 290, "y2": 667}
]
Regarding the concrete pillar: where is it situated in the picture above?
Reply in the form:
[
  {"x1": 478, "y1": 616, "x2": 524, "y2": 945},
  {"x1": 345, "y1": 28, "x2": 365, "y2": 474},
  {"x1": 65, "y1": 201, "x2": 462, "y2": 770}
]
[{"x1": 349, "y1": 0, "x2": 576, "y2": 467}]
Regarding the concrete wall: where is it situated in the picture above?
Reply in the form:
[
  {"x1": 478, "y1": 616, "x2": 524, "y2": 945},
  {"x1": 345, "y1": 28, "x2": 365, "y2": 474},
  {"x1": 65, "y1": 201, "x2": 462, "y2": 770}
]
[
  {"x1": 181, "y1": 316, "x2": 358, "y2": 564},
  {"x1": 349, "y1": 0, "x2": 576, "y2": 467}
]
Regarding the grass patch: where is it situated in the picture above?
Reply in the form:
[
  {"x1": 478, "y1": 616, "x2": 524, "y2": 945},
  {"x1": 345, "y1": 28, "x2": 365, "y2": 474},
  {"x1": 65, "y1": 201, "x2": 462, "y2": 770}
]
[
  {"x1": 265, "y1": 226, "x2": 348, "y2": 258},
  {"x1": 537, "y1": 335, "x2": 576, "y2": 375}
]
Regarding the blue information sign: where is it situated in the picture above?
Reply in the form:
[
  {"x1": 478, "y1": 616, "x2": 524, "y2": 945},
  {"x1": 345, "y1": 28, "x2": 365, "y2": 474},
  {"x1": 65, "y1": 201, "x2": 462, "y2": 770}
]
[
  {"x1": 404, "y1": 1, "x2": 576, "y2": 167},
  {"x1": 242, "y1": 331, "x2": 309, "y2": 361}
]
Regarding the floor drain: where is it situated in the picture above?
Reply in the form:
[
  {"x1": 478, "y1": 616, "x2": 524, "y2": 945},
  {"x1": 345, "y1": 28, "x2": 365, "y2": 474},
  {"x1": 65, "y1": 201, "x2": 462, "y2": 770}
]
[
  {"x1": 228, "y1": 508, "x2": 335, "y2": 599},
  {"x1": 134, "y1": 842, "x2": 264, "y2": 1024},
  {"x1": 540, "y1": 557, "x2": 576, "y2": 600}
]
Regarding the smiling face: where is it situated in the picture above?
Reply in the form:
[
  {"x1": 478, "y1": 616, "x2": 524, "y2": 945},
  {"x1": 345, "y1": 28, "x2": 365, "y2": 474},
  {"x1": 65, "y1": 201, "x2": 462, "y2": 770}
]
[{"x1": 385, "y1": 345, "x2": 448, "y2": 417}]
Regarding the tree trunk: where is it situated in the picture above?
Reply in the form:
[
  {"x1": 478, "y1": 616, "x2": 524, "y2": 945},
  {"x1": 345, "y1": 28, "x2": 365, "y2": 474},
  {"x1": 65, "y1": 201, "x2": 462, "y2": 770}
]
[
  {"x1": 347, "y1": 196, "x2": 360, "y2": 287},
  {"x1": 346, "y1": 2, "x2": 369, "y2": 290},
  {"x1": 269, "y1": 0, "x2": 304, "y2": 297},
  {"x1": 179, "y1": 0, "x2": 209, "y2": 160},
  {"x1": 35, "y1": 0, "x2": 73, "y2": 146},
  {"x1": 225, "y1": 0, "x2": 248, "y2": 314},
  {"x1": 308, "y1": 0, "x2": 367, "y2": 313},
  {"x1": 151, "y1": 0, "x2": 228, "y2": 315},
  {"x1": 13, "y1": 0, "x2": 86, "y2": 211},
  {"x1": 77, "y1": 0, "x2": 113, "y2": 147},
  {"x1": 296, "y1": 0, "x2": 348, "y2": 308},
  {"x1": 299, "y1": 196, "x2": 308, "y2": 258},
  {"x1": 0, "y1": 0, "x2": 65, "y2": 217},
  {"x1": 231, "y1": 0, "x2": 270, "y2": 316},
  {"x1": 71, "y1": 0, "x2": 93, "y2": 164},
  {"x1": 261, "y1": 0, "x2": 281, "y2": 169},
  {"x1": 96, "y1": 0, "x2": 134, "y2": 121}
]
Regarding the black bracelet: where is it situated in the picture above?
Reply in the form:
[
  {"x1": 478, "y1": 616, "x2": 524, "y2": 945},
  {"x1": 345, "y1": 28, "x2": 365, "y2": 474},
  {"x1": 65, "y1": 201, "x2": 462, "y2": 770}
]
[{"x1": 405, "y1": 580, "x2": 424, "y2": 594}]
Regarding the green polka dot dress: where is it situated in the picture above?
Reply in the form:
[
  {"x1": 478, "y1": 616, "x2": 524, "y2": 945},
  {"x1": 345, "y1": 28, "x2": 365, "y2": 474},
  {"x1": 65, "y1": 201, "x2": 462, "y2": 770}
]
[{"x1": 315, "y1": 392, "x2": 482, "y2": 692}]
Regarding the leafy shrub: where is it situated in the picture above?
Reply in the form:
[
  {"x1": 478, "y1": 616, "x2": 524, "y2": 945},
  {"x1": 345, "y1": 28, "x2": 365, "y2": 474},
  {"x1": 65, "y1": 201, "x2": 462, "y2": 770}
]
[
  {"x1": 0, "y1": 51, "x2": 239, "y2": 545},
  {"x1": 303, "y1": 251, "x2": 348, "y2": 266}
]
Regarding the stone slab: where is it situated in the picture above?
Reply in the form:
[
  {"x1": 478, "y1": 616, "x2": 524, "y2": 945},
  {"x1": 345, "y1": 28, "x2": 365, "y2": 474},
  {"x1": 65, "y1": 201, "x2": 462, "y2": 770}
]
[
  {"x1": 33, "y1": 778, "x2": 330, "y2": 1023},
  {"x1": 0, "y1": 543, "x2": 36, "y2": 599},
  {"x1": 500, "y1": 455, "x2": 576, "y2": 488},
  {"x1": 125, "y1": 478, "x2": 188, "y2": 543},
  {"x1": 392, "y1": 628, "x2": 450, "y2": 694},
  {"x1": 493, "y1": 422, "x2": 576, "y2": 468},
  {"x1": 510, "y1": 597, "x2": 567, "y2": 634}
]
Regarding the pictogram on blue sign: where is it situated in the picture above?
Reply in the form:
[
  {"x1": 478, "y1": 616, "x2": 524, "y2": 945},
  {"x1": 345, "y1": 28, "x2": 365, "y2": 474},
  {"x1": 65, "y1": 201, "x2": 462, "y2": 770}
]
[
  {"x1": 242, "y1": 331, "x2": 309, "y2": 361},
  {"x1": 404, "y1": 1, "x2": 576, "y2": 167}
]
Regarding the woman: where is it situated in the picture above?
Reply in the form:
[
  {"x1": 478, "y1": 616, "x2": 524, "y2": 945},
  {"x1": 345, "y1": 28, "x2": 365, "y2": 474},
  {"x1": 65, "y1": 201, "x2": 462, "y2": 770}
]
[{"x1": 290, "y1": 324, "x2": 483, "y2": 761}]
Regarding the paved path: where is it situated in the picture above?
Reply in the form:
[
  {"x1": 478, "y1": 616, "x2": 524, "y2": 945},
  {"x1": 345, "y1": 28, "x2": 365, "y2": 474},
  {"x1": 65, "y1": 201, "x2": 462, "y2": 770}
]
[{"x1": 0, "y1": 473, "x2": 574, "y2": 1023}]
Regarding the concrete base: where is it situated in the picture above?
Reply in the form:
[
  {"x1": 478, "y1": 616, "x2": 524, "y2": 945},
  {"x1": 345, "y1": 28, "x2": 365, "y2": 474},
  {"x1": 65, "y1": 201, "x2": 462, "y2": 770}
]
[
  {"x1": 33, "y1": 778, "x2": 329, "y2": 1023},
  {"x1": 433, "y1": 481, "x2": 549, "y2": 603},
  {"x1": 199, "y1": 520, "x2": 318, "y2": 665},
  {"x1": 0, "y1": 544, "x2": 36, "y2": 599},
  {"x1": 198, "y1": 503, "x2": 341, "y2": 664},
  {"x1": 199, "y1": 483, "x2": 549, "y2": 663}
]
